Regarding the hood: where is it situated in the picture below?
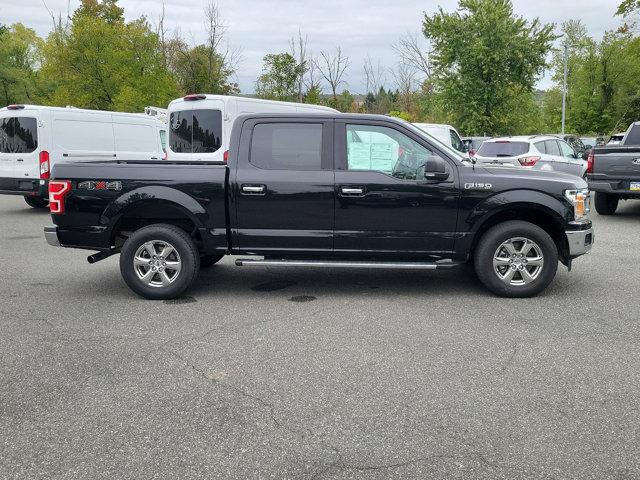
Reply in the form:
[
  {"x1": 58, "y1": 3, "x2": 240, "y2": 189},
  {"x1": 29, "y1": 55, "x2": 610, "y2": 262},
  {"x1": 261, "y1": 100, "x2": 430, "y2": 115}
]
[{"x1": 477, "y1": 164, "x2": 588, "y2": 189}]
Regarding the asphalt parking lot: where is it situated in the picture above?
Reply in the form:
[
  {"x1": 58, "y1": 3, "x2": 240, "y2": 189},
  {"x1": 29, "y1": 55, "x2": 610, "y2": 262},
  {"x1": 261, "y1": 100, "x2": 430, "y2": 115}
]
[{"x1": 1, "y1": 195, "x2": 639, "y2": 479}]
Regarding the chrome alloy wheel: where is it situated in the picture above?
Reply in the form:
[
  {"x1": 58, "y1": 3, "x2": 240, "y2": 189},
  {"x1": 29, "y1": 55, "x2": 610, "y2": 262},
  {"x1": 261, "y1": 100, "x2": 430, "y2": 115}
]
[
  {"x1": 492, "y1": 237, "x2": 544, "y2": 286},
  {"x1": 133, "y1": 240, "x2": 182, "y2": 288}
]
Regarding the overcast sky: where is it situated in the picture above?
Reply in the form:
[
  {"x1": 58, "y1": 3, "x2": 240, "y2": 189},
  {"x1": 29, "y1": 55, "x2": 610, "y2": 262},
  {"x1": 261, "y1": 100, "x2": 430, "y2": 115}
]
[{"x1": 1, "y1": 0, "x2": 624, "y2": 93}]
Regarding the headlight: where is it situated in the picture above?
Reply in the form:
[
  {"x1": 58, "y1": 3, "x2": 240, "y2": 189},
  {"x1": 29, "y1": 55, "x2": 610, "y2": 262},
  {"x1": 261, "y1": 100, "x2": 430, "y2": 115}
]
[{"x1": 564, "y1": 188, "x2": 590, "y2": 221}]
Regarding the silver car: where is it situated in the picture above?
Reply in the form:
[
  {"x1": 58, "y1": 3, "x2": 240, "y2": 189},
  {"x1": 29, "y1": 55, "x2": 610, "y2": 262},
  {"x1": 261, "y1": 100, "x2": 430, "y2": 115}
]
[{"x1": 474, "y1": 135, "x2": 587, "y2": 178}]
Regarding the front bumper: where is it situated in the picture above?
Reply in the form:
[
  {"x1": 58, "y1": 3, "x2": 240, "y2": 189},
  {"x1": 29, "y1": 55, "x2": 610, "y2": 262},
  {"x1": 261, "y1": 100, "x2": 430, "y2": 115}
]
[
  {"x1": 44, "y1": 225, "x2": 61, "y2": 247},
  {"x1": 566, "y1": 224, "x2": 594, "y2": 257}
]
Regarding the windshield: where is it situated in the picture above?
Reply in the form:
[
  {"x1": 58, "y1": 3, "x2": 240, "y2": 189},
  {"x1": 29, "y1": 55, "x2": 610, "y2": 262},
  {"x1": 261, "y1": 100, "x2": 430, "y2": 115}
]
[
  {"x1": 477, "y1": 141, "x2": 529, "y2": 157},
  {"x1": 402, "y1": 121, "x2": 467, "y2": 162}
]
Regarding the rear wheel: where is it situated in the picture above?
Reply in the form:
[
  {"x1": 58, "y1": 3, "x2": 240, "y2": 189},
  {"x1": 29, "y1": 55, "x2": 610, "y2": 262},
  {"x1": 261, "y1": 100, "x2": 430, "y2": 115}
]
[
  {"x1": 594, "y1": 192, "x2": 618, "y2": 215},
  {"x1": 24, "y1": 196, "x2": 49, "y2": 209},
  {"x1": 474, "y1": 221, "x2": 558, "y2": 298},
  {"x1": 120, "y1": 224, "x2": 200, "y2": 300}
]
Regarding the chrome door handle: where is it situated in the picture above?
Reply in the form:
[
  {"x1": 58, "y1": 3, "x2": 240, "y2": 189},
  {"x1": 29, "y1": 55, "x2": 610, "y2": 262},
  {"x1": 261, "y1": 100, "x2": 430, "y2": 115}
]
[
  {"x1": 16, "y1": 158, "x2": 24, "y2": 162},
  {"x1": 241, "y1": 185, "x2": 266, "y2": 194},
  {"x1": 341, "y1": 187, "x2": 364, "y2": 196}
]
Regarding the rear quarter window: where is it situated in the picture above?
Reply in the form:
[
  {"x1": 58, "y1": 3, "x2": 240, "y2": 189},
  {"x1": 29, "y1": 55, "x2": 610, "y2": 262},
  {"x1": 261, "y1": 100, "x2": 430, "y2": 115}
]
[
  {"x1": 625, "y1": 125, "x2": 640, "y2": 145},
  {"x1": 477, "y1": 141, "x2": 529, "y2": 157},
  {"x1": 0, "y1": 117, "x2": 38, "y2": 153}
]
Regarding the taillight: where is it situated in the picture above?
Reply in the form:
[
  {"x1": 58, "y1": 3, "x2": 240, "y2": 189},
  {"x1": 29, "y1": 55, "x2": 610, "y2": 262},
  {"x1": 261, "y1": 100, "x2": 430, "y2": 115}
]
[
  {"x1": 7, "y1": 104, "x2": 25, "y2": 110},
  {"x1": 518, "y1": 156, "x2": 540, "y2": 167},
  {"x1": 469, "y1": 149, "x2": 477, "y2": 157},
  {"x1": 49, "y1": 180, "x2": 71, "y2": 214},
  {"x1": 184, "y1": 94, "x2": 206, "y2": 101},
  {"x1": 223, "y1": 150, "x2": 228, "y2": 164},
  {"x1": 162, "y1": 150, "x2": 168, "y2": 160},
  {"x1": 39, "y1": 150, "x2": 50, "y2": 179},
  {"x1": 586, "y1": 151, "x2": 594, "y2": 174}
]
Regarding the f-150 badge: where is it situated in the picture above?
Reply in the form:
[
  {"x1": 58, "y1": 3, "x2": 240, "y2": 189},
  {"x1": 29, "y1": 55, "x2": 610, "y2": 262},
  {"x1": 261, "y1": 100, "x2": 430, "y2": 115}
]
[
  {"x1": 78, "y1": 180, "x2": 122, "y2": 191},
  {"x1": 465, "y1": 183, "x2": 492, "y2": 190}
]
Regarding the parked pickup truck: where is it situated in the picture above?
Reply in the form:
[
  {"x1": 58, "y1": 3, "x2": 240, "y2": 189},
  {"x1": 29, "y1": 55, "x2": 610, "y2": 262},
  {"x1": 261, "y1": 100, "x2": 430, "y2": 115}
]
[
  {"x1": 587, "y1": 121, "x2": 640, "y2": 215},
  {"x1": 44, "y1": 113, "x2": 594, "y2": 299}
]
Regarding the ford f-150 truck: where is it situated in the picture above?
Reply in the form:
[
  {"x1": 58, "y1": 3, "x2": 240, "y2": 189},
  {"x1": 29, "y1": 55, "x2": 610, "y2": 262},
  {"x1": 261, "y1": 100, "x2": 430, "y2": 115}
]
[
  {"x1": 587, "y1": 121, "x2": 640, "y2": 215},
  {"x1": 44, "y1": 113, "x2": 594, "y2": 299}
]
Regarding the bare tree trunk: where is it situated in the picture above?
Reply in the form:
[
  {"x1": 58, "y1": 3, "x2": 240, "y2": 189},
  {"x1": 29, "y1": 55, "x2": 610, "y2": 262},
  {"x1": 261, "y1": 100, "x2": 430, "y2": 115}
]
[{"x1": 316, "y1": 47, "x2": 350, "y2": 103}]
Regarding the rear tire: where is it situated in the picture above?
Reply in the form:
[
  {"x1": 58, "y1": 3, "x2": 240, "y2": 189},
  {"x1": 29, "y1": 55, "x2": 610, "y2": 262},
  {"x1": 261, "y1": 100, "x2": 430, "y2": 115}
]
[
  {"x1": 474, "y1": 221, "x2": 558, "y2": 298},
  {"x1": 200, "y1": 254, "x2": 224, "y2": 268},
  {"x1": 594, "y1": 192, "x2": 618, "y2": 215},
  {"x1": 120, "y1": 224, "x2": 200, "y2": 300},
  {"x1": 24, "y1": 196, "x2": 49, "y2": 209}
]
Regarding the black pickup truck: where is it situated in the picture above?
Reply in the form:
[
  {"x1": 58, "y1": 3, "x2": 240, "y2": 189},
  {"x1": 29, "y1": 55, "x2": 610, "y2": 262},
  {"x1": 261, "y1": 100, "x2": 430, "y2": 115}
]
[
  {"x1": 587, "y1": 121, "x2": 640, "y2": 214},
  {"x1": 44, "y1": 113, "x2": 594, "y2": 299}
]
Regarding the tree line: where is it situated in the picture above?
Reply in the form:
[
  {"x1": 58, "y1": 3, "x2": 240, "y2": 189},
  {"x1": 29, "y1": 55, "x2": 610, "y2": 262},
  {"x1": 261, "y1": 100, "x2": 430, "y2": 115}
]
[{"x1": 1, "y1": 0, "x2": 639, "y2": 136}]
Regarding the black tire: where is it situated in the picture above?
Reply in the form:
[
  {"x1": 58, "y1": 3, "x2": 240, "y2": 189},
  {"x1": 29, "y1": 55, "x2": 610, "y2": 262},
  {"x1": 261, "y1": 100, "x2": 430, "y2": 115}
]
[
  {"x1": 594, "y1": 192, "x2": 618, "y2": 215},
  {"x1": 200, "y1": 254, "x2": 224, "y2": 268},
  {"x1": 24, "y1": 196, "x2": 49, "y2": 209},
  {"x1": 474, "y1": 221, "x2": 558, "y2": 298},
  {"x1": 119, "y1": 224, "x2": 200, "y2": 300}
]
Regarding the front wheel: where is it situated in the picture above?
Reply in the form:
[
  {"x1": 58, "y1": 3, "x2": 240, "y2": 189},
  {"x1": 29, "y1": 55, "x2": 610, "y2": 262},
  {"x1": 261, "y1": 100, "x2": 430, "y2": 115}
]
[
  {"x1": 594, "y1": 192, "x2": 618, "y2": 215},
  {"x1": 474, "y1": 221, "x2": 558, "y2": 298},
  {"x1": 24, "y1": 196, "x2": 49, "y2": 209},
  {"x1": 120, "y1": 224, "x2": 200, "y2": 300}
]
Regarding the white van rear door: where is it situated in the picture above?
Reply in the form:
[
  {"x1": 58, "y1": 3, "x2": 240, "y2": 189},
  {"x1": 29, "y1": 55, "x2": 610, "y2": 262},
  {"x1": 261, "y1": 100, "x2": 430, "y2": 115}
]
[
  {"x1": 0, "y1": 111, "x2": 40, "y2": 180},
  {"x1": 168, "y1": 98, "x2": 224, "y2": 161},
  {"x1": 51, "y1": 110, "x2": 115, "y2": 162}
]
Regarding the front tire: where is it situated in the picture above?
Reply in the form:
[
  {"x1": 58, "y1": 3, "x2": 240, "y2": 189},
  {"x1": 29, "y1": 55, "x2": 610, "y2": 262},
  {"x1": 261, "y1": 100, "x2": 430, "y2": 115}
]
[
  {"x1": 474, "y1": 221, "x2": 558, "y2": 298},
  {"x1": 24, "y1": 196, "x2": 49, "y2": 209},
  {"x1": 594, "y1": 192, "x2": 618, "y2": 215},
  {"x1": 120, "y1": 224, "x2": 200, "y2": 300}
]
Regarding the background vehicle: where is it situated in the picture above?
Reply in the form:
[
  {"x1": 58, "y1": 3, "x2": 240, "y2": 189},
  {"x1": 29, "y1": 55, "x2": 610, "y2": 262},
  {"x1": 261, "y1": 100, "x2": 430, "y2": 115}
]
[
  {"x1": 587, "y1": 121, "x2": 640, "y2": 215},
  {"x1": 462, "y1": 136, "x2": 490, "y2": 157},
  {"x1": 580, "y1": 136, "x2": 605, "y2": 149},
  {"x1": 474, "y1": 135, "x2": 587, "y2": 178},
  {"x1": 0, "y1": 104, "x2": 166, "y2": 208},
  {"x1": 561, "y1": 135, "x2": 590, "y2": 159},
  {"x1": 607, "y1": 133, "x2": 625, "y2": 145},
  {"x1": 412, "y1": 123, "x2": 466, "y2": 153},
  {"x1": 45, "y1": 113, "x2": 593, "y2": 300},
  {"x1": 166, "y1": 94, "x2": 337, "y2": 162}
]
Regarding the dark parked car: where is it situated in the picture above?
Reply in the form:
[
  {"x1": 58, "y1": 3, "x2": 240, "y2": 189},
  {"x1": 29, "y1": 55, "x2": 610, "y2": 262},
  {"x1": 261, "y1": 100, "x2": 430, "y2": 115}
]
[{"x1": 44, "y1": 113, "x2": 593, "y2": 299}]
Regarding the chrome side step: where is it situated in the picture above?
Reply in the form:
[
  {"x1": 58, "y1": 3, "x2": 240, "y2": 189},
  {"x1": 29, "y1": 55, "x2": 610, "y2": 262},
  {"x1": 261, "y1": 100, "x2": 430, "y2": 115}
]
[{"x1": 234, "y1": 258, "x2": 461, "y2": 270}]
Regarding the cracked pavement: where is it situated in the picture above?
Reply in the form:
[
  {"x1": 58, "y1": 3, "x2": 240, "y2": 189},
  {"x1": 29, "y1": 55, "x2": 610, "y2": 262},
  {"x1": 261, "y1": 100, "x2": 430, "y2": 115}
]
[{"x1": 1, "y1": 195, "x2": 640, "y2": 479}]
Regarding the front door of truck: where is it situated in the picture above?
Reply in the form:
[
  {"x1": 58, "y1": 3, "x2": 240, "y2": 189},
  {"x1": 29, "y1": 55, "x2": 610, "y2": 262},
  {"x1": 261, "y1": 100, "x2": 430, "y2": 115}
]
[
  {"x1": 333, "y1": 121, "x2": 459, "y2": 256},
  {"x1": 234, "y1": 118, "x2": 334, "y2": 254}
]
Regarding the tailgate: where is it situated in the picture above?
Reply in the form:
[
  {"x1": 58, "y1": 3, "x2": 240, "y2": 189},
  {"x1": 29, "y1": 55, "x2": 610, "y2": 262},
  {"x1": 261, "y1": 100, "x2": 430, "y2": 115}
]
[{"x1": 593, "y1": 147, "x2": 640, "y2": 180}]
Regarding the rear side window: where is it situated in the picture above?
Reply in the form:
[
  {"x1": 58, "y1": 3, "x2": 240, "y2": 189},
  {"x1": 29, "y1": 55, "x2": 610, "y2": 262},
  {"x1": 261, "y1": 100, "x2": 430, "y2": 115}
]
[
  {"x1": 534, "y1": 141, "x2": 546, "y2": 154},
  {"x1": 0, "y1": 117, "x2": 38, "y2": 153},
  {"x1": 625, "y1": 125, "x2": 640, "y2": 145},
  {"x1": 544, "y1": 140, "x2": 560, "y2": 156},
  {"x1": 170, "y1": 109, "x2": 222, "y2": 153},
  {"x1": 477, "y1": 141, "x2": 529, "y2": 157},
  {"x1": 250, "y1": 123, "x2": 322, "y2": 170}
]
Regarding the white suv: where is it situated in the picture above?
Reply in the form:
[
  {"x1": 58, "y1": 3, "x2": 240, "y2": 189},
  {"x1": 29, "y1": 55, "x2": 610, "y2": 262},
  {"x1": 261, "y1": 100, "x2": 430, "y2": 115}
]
[{"x1": 474, "y1": 135, "x2": 587, "y2": 178}]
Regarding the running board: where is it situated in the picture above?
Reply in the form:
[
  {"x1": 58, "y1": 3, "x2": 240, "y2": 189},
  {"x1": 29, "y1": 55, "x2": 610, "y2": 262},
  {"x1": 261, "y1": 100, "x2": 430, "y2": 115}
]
[{"x1": 234, "y1": 258, "x2": 462, "y2": 270}]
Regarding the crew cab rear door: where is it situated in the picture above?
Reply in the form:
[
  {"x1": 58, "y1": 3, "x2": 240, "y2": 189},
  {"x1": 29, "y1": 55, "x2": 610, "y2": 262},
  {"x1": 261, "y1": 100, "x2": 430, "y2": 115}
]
[
  {"x1": 334, "y1": 119, "x2": 459, "y2": 255},
  {"x1": 233, "y1": 118, "x2": 334, "y2": 254}
]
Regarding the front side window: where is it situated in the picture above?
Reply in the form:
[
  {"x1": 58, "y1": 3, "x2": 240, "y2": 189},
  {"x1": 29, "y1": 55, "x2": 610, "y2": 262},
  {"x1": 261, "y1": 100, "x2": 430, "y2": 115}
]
[
  {"x1": 250, "y1": 123, "x2": 322, "y2": 170},
  {"x1": 449, "y1": 129, "x2": 464, "y2": 152},
  {"x1": 346, "y1": 124, "x2": 436, "y2": 180},
  {"x1": 0, "y1": 117, "x2": 38, "y2": 154},
  {"x1": 558, "y1": 140, "x2": 575, "y2": 157},
  {"x1": 169, "y1": 109, "x2": 222, "y2": 154}
]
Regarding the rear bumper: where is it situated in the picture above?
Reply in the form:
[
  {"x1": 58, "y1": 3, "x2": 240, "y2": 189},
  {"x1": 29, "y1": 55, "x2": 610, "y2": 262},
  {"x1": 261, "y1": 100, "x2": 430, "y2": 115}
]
[
  {"x1": 0, "y1": 177, "x2": 47, "y2": 197},
  {"x1": 587, "y1": 179, "x2": 640, "y2": 197},
  {"x1": 565, "y1": 223, "x2": 594, "y2": 258},
  {"x1": 44, "y1": 225, "x2": 61, "y2": 247}
]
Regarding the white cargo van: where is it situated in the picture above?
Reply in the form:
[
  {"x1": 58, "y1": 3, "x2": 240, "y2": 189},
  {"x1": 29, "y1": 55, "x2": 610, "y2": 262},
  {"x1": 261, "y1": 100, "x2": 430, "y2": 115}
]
[
  {"x1": 412, "y1": 123, "x2": 466, "y2": 153},
  {"x1": 167, "y1": 94, "x2": 337, "y2": 162},
  {"x1": 0, "y1": 104, "x2": 166, "y2": 208}
]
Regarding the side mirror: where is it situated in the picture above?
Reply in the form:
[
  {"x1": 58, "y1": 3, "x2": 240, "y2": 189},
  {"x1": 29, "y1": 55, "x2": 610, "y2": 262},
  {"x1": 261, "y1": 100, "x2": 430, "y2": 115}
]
[
  {"x1": 424, "y1": 157, "x2": 449, "y2": 181},
  {"x1": 582, "y1": 150, "x2": 591, "y2": 160}
]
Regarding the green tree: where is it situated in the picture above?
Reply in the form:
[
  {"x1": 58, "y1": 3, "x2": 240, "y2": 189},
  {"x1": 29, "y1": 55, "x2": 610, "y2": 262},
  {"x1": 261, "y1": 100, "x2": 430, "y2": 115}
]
[
  {"x1": 41, "y1": 0, "x2": 180, "y2": 111},
  {"x1": 255, "y1": 53, "x2": 305, "y2": 101},
  {"x1": 0, "y1": 23, "x2": 45, "y2": 105},
  {"x1": 423, "y1": 0, "x2": 556, "y2": 135}
]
